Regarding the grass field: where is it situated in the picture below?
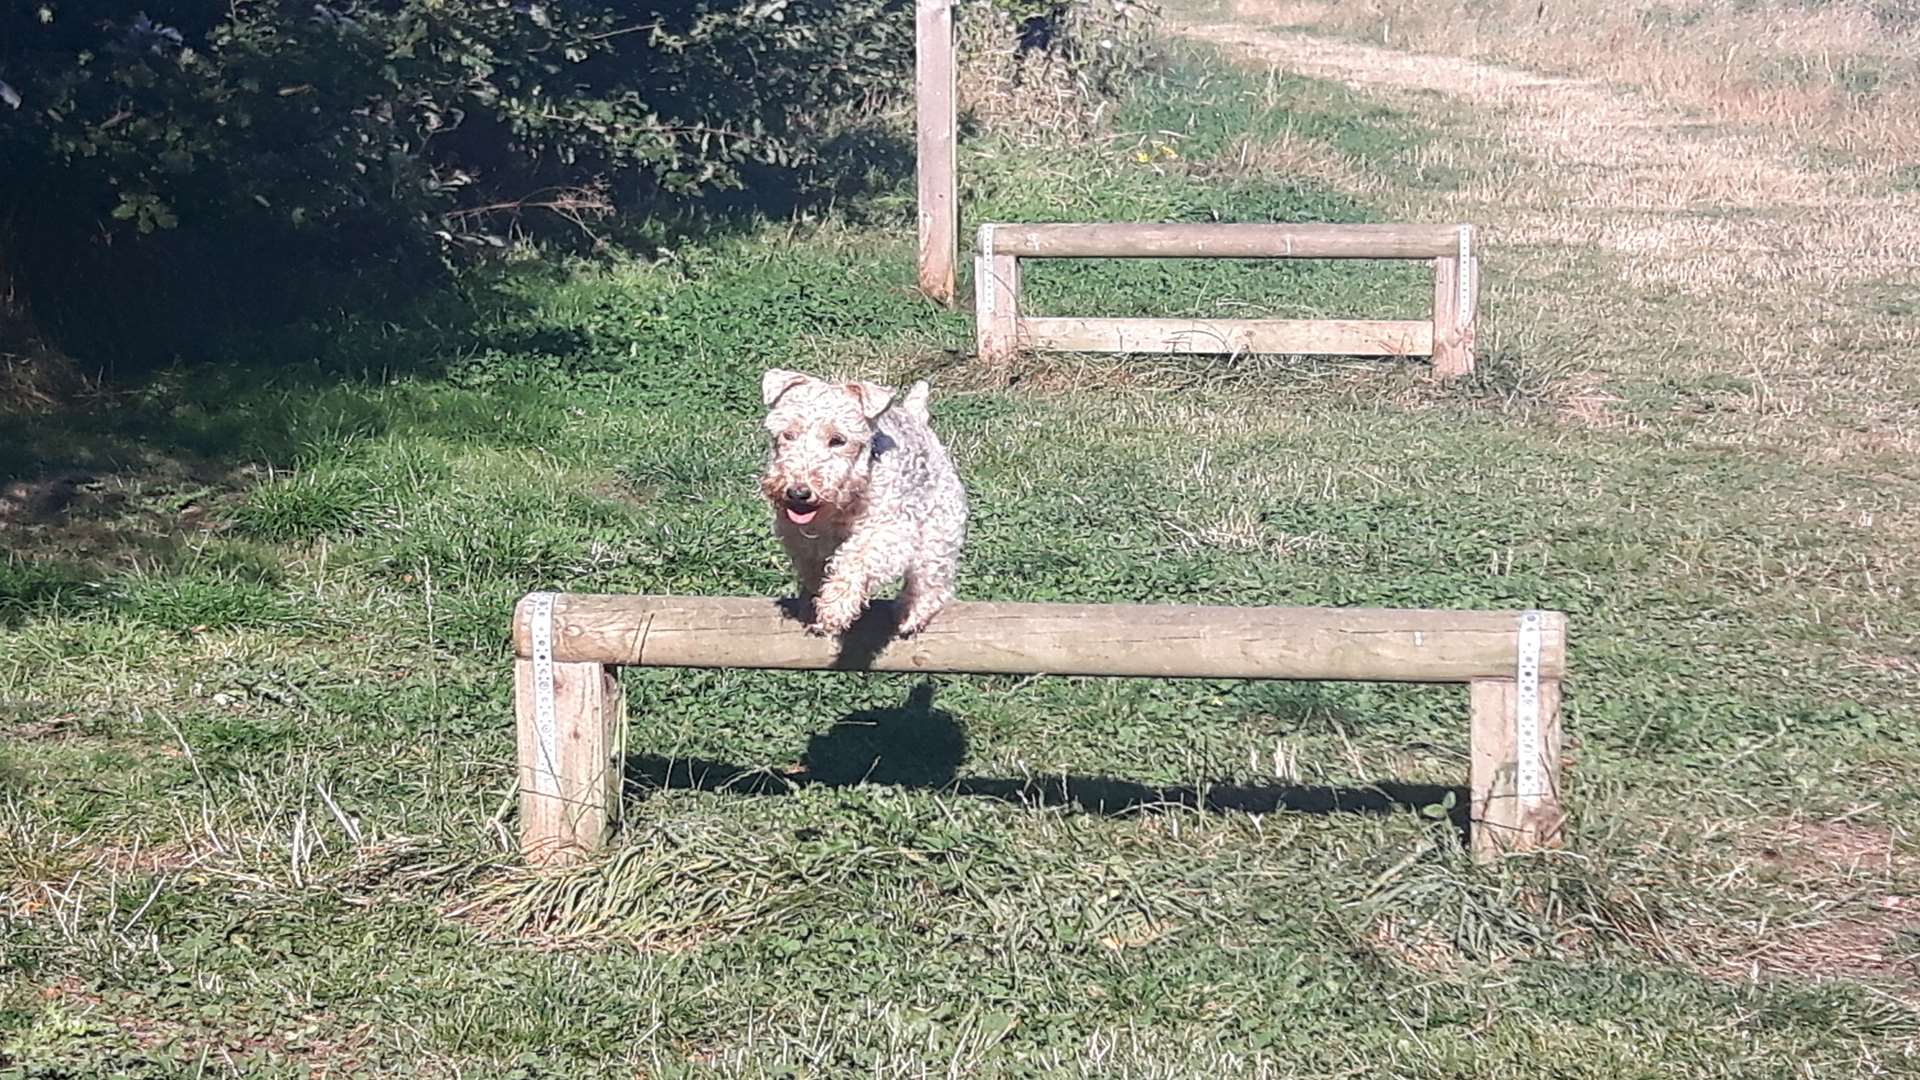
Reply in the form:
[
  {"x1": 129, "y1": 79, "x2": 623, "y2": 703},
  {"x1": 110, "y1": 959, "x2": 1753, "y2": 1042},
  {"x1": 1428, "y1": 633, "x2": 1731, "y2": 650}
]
[{"x1": 3, "y1": 2, "x2": 1918, "y2": 1076}]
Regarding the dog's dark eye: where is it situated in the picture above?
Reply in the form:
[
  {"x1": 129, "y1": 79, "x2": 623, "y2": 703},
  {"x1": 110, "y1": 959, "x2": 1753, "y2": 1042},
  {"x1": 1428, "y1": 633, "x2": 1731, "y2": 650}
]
[{"x1": 828, "y1": 435, "x2": 847, "y2": 448}]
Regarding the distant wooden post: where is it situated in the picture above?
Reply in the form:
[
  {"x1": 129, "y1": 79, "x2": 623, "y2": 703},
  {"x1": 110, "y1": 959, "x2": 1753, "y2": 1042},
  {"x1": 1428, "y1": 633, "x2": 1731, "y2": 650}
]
[
  {"x1": 916, "y1": 0, "x2": 959, "y2": 306},
  {"x1": 974, "y1": 225, "x2": 1020, "y2": 364},
  {"x1": 1431, "y1": 224, "x2": 1476, "y2": 378}
]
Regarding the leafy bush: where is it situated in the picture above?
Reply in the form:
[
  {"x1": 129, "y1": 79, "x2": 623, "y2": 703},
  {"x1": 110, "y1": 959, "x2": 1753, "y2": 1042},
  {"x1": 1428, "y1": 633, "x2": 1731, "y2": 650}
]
[{"x1": 0, "y1": 0, "x2": 914, "y2": 364}]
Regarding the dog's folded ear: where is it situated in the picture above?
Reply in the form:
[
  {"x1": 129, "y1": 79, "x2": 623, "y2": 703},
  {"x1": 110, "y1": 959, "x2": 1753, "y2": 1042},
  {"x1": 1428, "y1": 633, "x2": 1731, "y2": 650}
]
[
  {"x1": 846, "y1": 380, "x2": 897, "y2": 420},
  {"x1": 899, "y1": 381, "x2": 932, "y2": 420},
  {"x1": 761, "y1": 368, "x2": 812, "y2": 407}
]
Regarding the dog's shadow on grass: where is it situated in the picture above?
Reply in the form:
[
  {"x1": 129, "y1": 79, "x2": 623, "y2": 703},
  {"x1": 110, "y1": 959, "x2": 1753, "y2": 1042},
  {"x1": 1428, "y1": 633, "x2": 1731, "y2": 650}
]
[{"x1": 623, "y1": 682, "x2": 1472, "y2": 841}]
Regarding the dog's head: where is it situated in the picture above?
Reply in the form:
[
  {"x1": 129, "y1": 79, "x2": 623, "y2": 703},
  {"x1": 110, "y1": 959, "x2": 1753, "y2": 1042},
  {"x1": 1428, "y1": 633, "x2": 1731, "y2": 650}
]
[{"x1": 758, "y1": 368, "x2": 897, "y2": 526}]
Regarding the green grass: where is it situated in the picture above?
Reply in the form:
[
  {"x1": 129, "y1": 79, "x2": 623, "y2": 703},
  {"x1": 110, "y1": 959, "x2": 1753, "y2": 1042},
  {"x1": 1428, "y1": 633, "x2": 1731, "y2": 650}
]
[{"x1": 3, "y1": 33, "x2": 1919, "y2": 1080}]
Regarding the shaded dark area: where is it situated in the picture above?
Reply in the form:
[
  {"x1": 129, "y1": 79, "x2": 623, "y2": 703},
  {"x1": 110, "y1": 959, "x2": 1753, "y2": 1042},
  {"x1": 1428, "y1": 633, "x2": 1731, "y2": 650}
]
[
  {"x1": 1017, "y1": 11, "x2": 1061, "y2": 54},
  {"x1": 0, "y1": 127, "x2": 915, "y2": 380},
  {"x1": 625, "y1": 682, "x2": 1474, "y2": 840},
  {"x1": 0, "y1": 361, "x2": 411, "y2": 485},
  {"x1": 804, "y1": 682, "x2": 968, "y2": 787},
  {"x1": 0, "y1": 0, "x2": 917, "y2": 376}
]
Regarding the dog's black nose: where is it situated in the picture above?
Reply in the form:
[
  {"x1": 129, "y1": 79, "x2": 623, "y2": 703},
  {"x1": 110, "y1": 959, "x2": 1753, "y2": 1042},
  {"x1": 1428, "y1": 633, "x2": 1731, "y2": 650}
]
[{"x1": 786, "y1": 484, "x2": 813, "y2": 504}]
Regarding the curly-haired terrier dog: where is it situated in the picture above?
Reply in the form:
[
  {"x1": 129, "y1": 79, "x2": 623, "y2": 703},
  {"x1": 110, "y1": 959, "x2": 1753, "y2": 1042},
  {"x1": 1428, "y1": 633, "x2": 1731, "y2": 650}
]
[{"x1": 759, "y1": 368, "x2": 967, "y2": 638}]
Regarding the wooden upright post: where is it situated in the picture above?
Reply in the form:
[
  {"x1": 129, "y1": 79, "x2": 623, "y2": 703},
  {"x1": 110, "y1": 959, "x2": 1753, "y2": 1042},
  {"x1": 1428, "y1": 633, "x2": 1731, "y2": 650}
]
[
  {"x1": 1469, "y1": 677, "x2": 1565, "y2": 859},
  {"x1": 916, "y1": 0, "x2": 959, "y2": 306},
  {"x1": 974, "y1": 225, "x2": 1020, "y2": 364},
  {"x1": 1430, "y1": 224, "x2": 1475, "y2": 378},
  {"x1": 515, "y1": 658, "x2": 623, "y2": 866}
]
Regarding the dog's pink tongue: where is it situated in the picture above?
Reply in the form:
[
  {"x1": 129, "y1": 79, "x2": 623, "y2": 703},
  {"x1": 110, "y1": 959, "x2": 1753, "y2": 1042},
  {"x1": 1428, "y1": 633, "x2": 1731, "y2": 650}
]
[{"x1": 785, "y1": 507, "x2": 818, "y2": 525}]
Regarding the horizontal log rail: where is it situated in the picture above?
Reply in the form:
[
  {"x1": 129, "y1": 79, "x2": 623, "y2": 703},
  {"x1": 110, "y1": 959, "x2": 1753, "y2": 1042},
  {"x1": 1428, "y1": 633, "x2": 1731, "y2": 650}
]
[
  {"x1": 510, "y1": 594, "x2": 1564, "y2": 683},
  {"x1": 986, "y1": 222, "x2": 1462, "y2": 260}
]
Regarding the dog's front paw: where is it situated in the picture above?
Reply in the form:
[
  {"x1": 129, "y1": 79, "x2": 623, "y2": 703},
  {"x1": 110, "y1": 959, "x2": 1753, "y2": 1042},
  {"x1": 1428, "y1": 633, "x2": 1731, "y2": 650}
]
[
  {"x1": 809, "y1": 607, "x2": 860, "y2": 637},
  {"x1": 810, "y1": 581, "x2": 866, "y2": 637},
  {"x1": 808, "y1": 604, "x2": 860, "y2": 638},
  {"x1": 895, "y1": 595, "x2": 951, "y2": 639}
]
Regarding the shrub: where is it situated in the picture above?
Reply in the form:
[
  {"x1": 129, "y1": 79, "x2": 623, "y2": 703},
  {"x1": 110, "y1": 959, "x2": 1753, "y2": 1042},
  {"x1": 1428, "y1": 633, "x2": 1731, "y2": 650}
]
[{"x1": 0, "y1": 0, "x2": 914, "y2": 364}]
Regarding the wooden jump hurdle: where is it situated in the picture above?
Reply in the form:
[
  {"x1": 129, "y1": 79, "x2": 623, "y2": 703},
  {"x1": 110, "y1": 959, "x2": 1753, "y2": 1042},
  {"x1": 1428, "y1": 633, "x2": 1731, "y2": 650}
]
[
  {"x1": 974, "y1": 222, "x2": 1481, "y2": 377},
  {"x1": 511, "y1": 594, "x2": 1566, "y2": 866}
]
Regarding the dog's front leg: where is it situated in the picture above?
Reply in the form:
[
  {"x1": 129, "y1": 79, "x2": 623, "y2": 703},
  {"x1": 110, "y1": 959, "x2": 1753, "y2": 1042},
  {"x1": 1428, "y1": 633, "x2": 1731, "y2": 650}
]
[{"x1": 808, "y1": 531, "x2": 907, "y2": 636}]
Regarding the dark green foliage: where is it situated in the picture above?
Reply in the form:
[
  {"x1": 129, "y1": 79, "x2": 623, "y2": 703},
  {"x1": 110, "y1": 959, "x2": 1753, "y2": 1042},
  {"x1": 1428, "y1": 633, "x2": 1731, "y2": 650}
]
[
  {"x1": 3, "y1": 0, "x2": 915, "y2": 229},
  {"x1": 0, "y1": 0, "x2": 914, "y2": 367}
]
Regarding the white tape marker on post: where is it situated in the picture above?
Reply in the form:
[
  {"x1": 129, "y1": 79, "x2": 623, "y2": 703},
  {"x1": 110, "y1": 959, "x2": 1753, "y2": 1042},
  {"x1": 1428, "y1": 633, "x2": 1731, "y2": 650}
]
[
  {"x1": 979, "y1": 223, "x2": 998, "y2": 317},
  {"x1": 1515, "y1": 609, "x2": 1543, "y2": 799},
  {"x1": 528, "y1": 590, "x2": 558, "y2": 775},
  {"x1": 1457, "y1": 225, "x2": 1473, "y2": 322}
]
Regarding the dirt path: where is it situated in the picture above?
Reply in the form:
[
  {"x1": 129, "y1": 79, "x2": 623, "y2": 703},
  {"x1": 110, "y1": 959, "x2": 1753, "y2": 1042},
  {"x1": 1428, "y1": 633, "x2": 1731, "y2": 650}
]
[
  {"x1": 1157, "y1": 8, "x2": 1920, "y2": 994},
  {"x1": 1164, "y1": 6, "x2": 1920, "y2": 449}
]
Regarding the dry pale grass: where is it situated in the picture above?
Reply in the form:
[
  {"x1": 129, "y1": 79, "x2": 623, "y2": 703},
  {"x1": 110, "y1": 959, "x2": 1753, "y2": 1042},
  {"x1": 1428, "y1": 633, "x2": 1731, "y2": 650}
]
[
  {"x1": 1212, "y1": 128, "x2": 1373, "y2": 191},
  {"x1": 1230, "y1": 0, "x2": 1920, "y2": 169},
  {"x1": 1364, "y1": 912, "x2": 1463, "y2": 973},
  {"x1": 1165, "y1": 5, "x2": 1920, "y2": 465},
  {"x1": 1185, "y1": 68, "x2": 1383, "y2": 193},
  {"x1": 958, "y1": 2, "x2": 1163, "y2": 145},
  {"x1": 0, "y1": 341, "x2": 85, "y2": 413},
  {"x1": 1715, "y1": 818, "x2": 1920, "y2": 995},
  {"x1": 1175, "y1": 3, "x2": 1920, "y2": 323},
  {"x1": 958, "y1": 5, "x2": 1105, "y2": 145}
]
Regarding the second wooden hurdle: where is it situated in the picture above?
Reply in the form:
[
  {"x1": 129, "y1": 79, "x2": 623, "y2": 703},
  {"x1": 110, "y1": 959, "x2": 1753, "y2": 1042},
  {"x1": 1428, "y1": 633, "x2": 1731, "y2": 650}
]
[
  {"x1": 511, "y1": 594, "x2": 1566, "y2": 867},
  {"x1": 974, "y1": 222, "x2": 1481, "y2": 377}
]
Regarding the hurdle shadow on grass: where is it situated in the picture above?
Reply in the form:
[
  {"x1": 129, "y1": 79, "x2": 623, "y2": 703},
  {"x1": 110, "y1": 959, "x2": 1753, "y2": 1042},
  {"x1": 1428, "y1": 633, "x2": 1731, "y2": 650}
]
[{"x1": 623, "y1": 682, "x2": 1472, "y2": 840}]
